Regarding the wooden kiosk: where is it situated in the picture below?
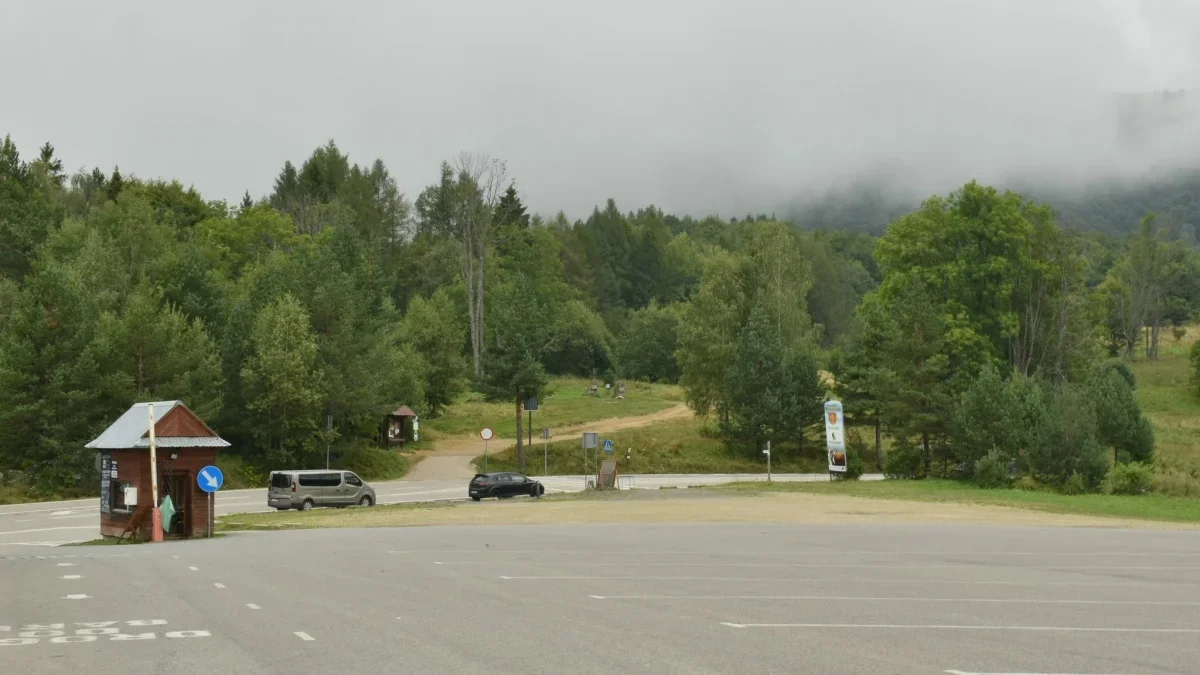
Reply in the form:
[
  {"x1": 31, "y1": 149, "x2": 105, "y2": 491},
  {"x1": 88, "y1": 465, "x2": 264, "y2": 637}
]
[{"x1": 87, "y1": 401, "x2": 230, "y2": 541}]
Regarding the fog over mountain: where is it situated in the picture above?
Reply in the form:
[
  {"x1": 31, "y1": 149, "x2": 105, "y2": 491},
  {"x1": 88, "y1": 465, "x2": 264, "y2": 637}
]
[{"x1": 4, "y1": 0, "x2": 1200, "y2": 219}]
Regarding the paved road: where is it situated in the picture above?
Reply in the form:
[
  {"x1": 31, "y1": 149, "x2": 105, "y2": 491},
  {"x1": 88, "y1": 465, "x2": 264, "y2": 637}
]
[
  {"x1": 2, "y1": 522, "x2": 1197, "y2": 674},
  {"x1": 0, "y1": 473, "x2": 882, "y2": 547}
]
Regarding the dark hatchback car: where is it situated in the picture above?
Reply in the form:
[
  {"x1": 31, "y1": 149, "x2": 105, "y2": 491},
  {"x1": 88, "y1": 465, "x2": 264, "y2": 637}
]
[{"x1": 469, "y1": 472, "x2": 545, "y2": 501}]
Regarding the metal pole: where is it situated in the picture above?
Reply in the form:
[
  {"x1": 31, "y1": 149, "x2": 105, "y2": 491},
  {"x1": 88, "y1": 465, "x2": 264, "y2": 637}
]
[
  {"x1": 767, "y1": 440, "x2": 772, "y2": 484},
  {"x1": 148, "y1": 404, "x2": 163, "y2": 542},
  {"x1": 208, "y1": 491, "x2": 213, "y2": 538},
  {"x1": 544, "y1": 435, "x2": 548, "y2": 476},
  {"x1": 484, "y1": 439, "x2": 489, "y2": 472},
  {"x1": 528, "y1": 411, "x2": 532, "y2": 447},
  {"x1": 325, "y1": 413, "x2": 332, "y2": 470}
]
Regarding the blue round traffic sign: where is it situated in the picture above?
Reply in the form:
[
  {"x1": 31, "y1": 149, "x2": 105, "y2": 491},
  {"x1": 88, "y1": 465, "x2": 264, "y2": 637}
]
[{"x1": 198, "y1": 465, "x2": 224, "y2": 493}]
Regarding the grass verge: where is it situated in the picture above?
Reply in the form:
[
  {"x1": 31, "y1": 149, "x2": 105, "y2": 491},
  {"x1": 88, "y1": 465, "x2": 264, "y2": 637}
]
[
  {"x1": 424, "y1": 376, "x2": 681, "y2": 439},
  {"x1": 713, "y1": 479, "x2": 1200, "y2": 523},
  {"x1": 1132, "y1": 352, "x2": 1200, "y2": 484},
  {"x1": 477, "y1": 417, "x2": 829, "y2": 474}
]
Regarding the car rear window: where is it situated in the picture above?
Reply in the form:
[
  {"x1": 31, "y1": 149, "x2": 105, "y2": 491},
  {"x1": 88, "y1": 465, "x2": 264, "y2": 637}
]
[{"x1": 270, "y1": 473, "x2": 291, "y2": 489}]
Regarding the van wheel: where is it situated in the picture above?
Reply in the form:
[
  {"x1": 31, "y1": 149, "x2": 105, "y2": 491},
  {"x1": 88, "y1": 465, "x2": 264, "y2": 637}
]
[
  {"x1": 300, "y1": 499, "x2": 314, "y2": 511},
  {"x1": 359, "y1": 495, "x2": 374, "y2": 507}
]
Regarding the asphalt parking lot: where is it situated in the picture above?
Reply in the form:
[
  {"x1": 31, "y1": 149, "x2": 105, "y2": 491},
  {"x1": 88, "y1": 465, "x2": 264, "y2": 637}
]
[{"x1": 2, "y1": 522, "x2": 1198, "y2": 674}]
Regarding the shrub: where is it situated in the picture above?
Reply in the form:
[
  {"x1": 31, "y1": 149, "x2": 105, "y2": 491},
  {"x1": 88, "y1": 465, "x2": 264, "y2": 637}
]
[
  {"x1": 1172, "y1": 325, "x2": 1188, "y2": 342},
  {"x1": 884, "y1": 438, "x2": 924, "y2": 479},
  {"x1": 841, "y1": 431, "x2": 868, "y2": 481},
  {"x1": 1191, "y1": 340, "x2": 1200, "y2": 400},
  {"x1": 973, "y1": 449, "x2": 1012, "y2": 489},
  {"x1": 215, "y1": 455, "x2": 269, "y2": 489},
  {"x1": 1062, "y1": 471, "x2": 1089, "y2": 495},
  {"x1": 842, "y1": 450, "x2": 865, "y2": 481},
  {"x1": 1156, "y1": 468, "x2": 1200, "y2": 498},
  {"x1": 1102, "y1": 462, "x2": 1155, "y2": 495},
  {"x1": 342, "y1": 446, "x2": 409, "y2": 482}
]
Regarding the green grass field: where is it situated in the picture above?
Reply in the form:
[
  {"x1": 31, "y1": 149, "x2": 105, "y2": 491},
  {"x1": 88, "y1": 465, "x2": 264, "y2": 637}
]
[
  {"x1": 716, "y1": 478, "x2": 1200, "y2": 523},
  {"x1": 1131, "y1": 329, "x2": 1200, "y2": 496},
  {"x1": 424, "y1": 376, "x2": 682, "y2": 439},
  {"x1": 476, "y1": 416, "x2": 830, "y2": 475}
]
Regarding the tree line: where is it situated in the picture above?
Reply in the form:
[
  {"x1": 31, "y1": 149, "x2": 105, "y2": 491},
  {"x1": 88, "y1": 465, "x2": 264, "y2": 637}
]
[{"x1": 0, "y1": 135, "x2": 1197, "y2": 495}]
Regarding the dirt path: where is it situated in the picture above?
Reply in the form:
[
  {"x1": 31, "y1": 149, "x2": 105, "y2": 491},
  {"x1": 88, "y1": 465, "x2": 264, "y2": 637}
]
[{"x1": 405, "y1": 403, "x2": 692, "y2": 481}]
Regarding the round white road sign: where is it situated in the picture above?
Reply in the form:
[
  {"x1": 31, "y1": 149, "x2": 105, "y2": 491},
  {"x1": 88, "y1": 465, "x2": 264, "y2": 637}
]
[{"x1": 480, "y1": 427, "x2": 494, "y2": 441}]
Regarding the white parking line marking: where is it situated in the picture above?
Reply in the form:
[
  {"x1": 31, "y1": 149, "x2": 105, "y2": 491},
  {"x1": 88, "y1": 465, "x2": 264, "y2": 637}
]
[
  {"x1": 0, "y1": 526, "x2": 95, "y2": 536},
  {"x1": 494, "y1": 575, "x2": 1195, "y2": 587},
  {"x1": 294, "y1": 632, "x2": 314, "y2": 641},
  {"x1": 720, "y1": 622, "x2": 1200, "y2": 633},
  {"x1": 246, "y1": 604, "x2": 260, "y2": 610},
  {"x1": 592, "y1": 595, "x2": 1200, "y2": 606},
  {"x1": 188, "y1": 566, "x2": 198, "y2": 571},
  {"x1": 62, "y1": 595, "x2": 89, "y2": 600},
  {"x1": 56, "y1": 563, "x2": 74, "y2": 567},
  {"x1": 437, "y1": 561, "x2": 1200, "y2": 570},
  {"x1": 213, "y1": 583, "x2": 225, "y2": 588},
  {"x1": 946, "y1": 671, "x2": 1152, "y2": 675},
  {"x1": 60, "y1": 575, "x2": 81, "y2": 580}
]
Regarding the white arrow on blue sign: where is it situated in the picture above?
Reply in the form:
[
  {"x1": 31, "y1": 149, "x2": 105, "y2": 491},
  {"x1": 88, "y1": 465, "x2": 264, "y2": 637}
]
[
  {"x1": 197, "y1": 466, "x2": 224, "y2": 493},
  {"x1": 603, "y1": 439, "x2": 614, "y2": 454}
]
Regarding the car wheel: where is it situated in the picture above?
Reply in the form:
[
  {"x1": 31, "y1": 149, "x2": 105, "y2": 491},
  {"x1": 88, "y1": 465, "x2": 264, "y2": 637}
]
[
  {"x1": 489, "y1": 488, "x2": 501, "y2": 500},
  {"x1": 471, "y1": 495, "x2": 482, "y2": 501},
  {"x1": 359, "y1": 495, "x2": 373, "y2": 507},
  {"x1": 300, "y1": 499, "x2": 314, "y2": 511}
]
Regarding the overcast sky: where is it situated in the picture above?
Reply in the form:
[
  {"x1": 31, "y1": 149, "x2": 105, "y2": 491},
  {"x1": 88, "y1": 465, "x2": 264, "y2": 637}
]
[{"x1": 4, "y1": 0, "x2": 1200, "y2": 218}]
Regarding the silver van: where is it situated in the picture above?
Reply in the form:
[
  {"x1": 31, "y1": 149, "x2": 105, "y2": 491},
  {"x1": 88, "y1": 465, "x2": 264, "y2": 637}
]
[{"x1": 268, "y1": 470, "x2": 376, "y2": 510}]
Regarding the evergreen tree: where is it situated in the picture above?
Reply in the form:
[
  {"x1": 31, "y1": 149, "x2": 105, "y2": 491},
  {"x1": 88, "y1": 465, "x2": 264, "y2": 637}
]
[{"x1": 241, "y1": 294, "x2": 325, "y2": 465}]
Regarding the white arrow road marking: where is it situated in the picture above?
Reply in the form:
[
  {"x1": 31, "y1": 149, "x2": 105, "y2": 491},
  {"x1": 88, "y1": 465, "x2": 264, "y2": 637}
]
[
  {"x1": 62, "y1": 595, "x2": 89, "y2": 600},
  {"x1": 213, "y1": 583, "x2": 224, "y2": 588},
  {"x1": 293, "y1": 632, "x2": 314, "y2": 641},
  {"x1": 246, "y1": 604, "x2": 260, "y2": 610},
  {"x1": 61, "y1": 575, "x2": 81, "y2": 580}
]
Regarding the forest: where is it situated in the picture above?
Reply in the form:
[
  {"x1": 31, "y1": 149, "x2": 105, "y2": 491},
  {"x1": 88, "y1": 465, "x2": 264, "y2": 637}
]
[{"x1": 1, "y1": 135, "x2": 1199, "y2": 499}]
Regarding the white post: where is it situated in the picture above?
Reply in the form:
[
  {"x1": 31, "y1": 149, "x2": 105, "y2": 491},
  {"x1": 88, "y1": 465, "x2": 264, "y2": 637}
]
[
  {"x1": 543, "y1": 437, "x2": 548, "y2": 476},
  {"x1": 766, "y1": 440, "x2": 772, "y2": 484},
  {"x1": 148, "y1": 404, "x2": 162, "y2": 542}
]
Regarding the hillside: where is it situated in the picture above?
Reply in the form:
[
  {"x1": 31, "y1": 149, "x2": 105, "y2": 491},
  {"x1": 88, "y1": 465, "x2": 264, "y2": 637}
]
[{"x1": 787, "y1": 170, "x2": 1200, "y2": 240}]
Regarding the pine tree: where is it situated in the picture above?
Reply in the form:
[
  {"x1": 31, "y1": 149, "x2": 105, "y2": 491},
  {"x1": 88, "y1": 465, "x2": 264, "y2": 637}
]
[{"x1": 107, "y1": 166, "x2": 125, "y2": 202}]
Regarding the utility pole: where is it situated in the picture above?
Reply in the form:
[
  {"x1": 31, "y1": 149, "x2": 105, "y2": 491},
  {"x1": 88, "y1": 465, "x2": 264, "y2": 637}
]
[
  {"x1": 325, "y1": 412, "x2": 333, "y2": 469},
  {"x1": 149, "y1": 404, "x2": 163, "y2": 542}
]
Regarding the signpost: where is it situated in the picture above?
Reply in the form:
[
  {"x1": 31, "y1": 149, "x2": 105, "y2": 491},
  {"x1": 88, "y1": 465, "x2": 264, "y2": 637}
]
[
  {"x1": 582, "y1": 432, "x2": 598, "y2": 486},
  {"x1": 763, "y1": 440, "x2": 772, "y2": 483},
  {"x1": 481, "y1": 427, "x2": 494, "y2": 472},
  {"x1": 148, "y1": 404, "x2": 163, "y2": 543},
  {"x1": 197, "y1": 465, "x2": 224, "y2": 539},
  {"x1": 824, "y1": 400, "x2": 847, "y2": 475},
  {"x1": 542, "y1": 428, "x2": 550, "y2": 476},
  {"x1": 524, "y1": 397, "x2": 538, "y2": 446}
]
